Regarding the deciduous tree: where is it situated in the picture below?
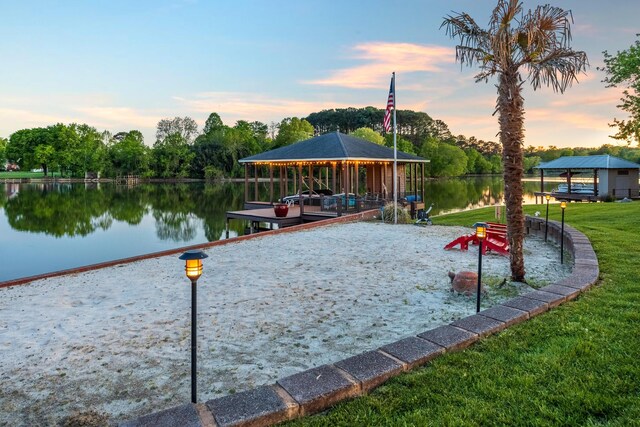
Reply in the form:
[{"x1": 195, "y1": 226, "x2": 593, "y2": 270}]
[
  {"x1": 350, "y1": 127, "x2": 385, "y2": 145},
  {"x1": 273, "y1": 117, "x2": 313, "y2": 148},
  {"x1": 600, "y1": 35, "x2": 640, "y2": 145},
  {"x1": 156, "y1": 116, "x2": 199, "y2": 144}
]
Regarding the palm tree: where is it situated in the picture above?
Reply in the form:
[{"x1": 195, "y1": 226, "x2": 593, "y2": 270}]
[{"x1": 442, "y1": 0, "x2": 588, "y2": 281}]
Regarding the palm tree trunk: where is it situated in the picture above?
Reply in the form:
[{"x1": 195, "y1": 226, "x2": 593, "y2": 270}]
[{"x1": 498, "y1": 70, "x2": 526, "y2": 281}]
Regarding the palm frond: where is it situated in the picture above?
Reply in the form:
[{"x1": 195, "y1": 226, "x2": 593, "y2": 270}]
[
  {"x1": 527, "y1": 49, "x2": 589, "y2": 92},
  {"x1": 442, "y1": 12, "x2": 494, "y2": 70}
]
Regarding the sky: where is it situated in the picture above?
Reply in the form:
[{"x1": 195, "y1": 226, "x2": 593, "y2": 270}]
[{"x1": 1, "y1": 0, "x2": 638, "y2": 148}]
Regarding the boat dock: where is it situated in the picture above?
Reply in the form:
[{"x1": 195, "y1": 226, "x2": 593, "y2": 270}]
[
  {"x1": 225, "y1": 204, "x2": 338, "y2": 237},
  {"x1": 533, "y1": 191, "x2": 598, "y2": 203}
]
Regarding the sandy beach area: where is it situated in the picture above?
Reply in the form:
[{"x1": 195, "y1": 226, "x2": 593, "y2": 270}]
[{"x1": 0, "y1": 221, "x2": 571, "y2": 426}]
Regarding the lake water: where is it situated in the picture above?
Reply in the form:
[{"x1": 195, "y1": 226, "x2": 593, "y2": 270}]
[{"x1": 0, "y1": 177, "x2": 552, "y2": 282}]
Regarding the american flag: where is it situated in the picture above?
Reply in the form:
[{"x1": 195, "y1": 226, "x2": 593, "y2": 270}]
[{"x1": 383, "y1": 74, "x2": 395, "y2": 132}]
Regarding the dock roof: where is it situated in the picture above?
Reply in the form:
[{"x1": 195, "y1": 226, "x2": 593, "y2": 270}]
[
  {"x1": 536, "y1": 155, "x2": 640, "y2": 170},
  {"x1": 239, "y1": 131, "x2": 427, "y2": 163}
]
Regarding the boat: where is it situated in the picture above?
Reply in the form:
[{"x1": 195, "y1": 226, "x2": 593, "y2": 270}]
[
  {"x1": 553, "y1": 183, "x2": 594, "y2": 194},
  {"x1": 280, "y1": 188, "x2": 334, "y2": 205}
]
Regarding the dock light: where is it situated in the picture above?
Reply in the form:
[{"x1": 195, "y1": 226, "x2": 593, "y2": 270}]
[
  {"x1": 178, "y1": 249, "x2": 208, "y2": 404},
  {"x1": 544, "y1": 194, "x2": 551, "y2": 242},
  {"x1": 560, "y1": 202, "x2": 567, "y2": 264},
  {"x1": 473, "y1": 222, "x2": 487, "y2": 313}
]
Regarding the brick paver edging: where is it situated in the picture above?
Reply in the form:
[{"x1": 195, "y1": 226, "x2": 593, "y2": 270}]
[
  {"x1": 0, "y1": 209, "x2": 380, "y2": 289},
  {"x1": 117, "y1": 215, "x2": 598, "y2": 426}
]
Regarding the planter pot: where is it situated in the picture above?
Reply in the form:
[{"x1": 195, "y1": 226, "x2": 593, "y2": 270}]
[{"x1": 273, "y1": 204, "x2": 289, "y2": 217}]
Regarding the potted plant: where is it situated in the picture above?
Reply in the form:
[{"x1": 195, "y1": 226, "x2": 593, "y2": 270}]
[{"x1": 273, "y1": 202, "x2": 289, "y2": 217}]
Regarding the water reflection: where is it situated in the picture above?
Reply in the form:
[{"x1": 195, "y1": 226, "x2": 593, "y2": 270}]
[
  {"x1": 1, "y1": 182, "x2": 248, "y2": 241},
  {"x1": 425, "y1": 176, "x2": 554, "y2": 215}
]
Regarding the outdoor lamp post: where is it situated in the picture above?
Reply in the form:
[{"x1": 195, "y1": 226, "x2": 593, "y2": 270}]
[
  {"x1": 473, "y1": 222, "x2": 487, "y2": 313},
  {"x1": 178, "y1": 249, "x2": 208, "y2": 404},
  {"x1": 560, "y1": 202, "x2": 566, "y2": 264},
  {"x1": 544, "y1": 194, "x2": 551, "y2": 242}
]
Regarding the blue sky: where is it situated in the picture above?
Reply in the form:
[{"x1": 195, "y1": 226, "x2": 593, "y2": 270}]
[{"x1": 1, "y1": 0, "x2": 638, "y2": 148}]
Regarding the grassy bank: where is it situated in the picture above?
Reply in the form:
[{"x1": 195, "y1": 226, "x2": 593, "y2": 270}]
[
  {"x1": 288, "y1": 202, "x2": 640, "y2": 426},
  {"x1": 0, "y1": 171, "x2": 60, "y2": 179}
]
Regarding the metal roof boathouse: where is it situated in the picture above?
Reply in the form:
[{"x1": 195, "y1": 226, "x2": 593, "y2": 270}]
[
  {"x1": 536, "y1": 155, "x2": 640, "y2": 201},
  {"x1": 225, "y1": 132, "x2": 429, "y2": 234}
]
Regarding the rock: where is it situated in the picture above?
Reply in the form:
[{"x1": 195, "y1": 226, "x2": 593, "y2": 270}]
[{"x1": 448, "y1": 271, "x2": 481, "y2": 296}]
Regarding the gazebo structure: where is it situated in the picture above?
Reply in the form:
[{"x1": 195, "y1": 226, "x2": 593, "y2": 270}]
[
  {"x1": 239, "y1": 131, "x2": 429, "y2": 208},
  {"x1": 536, "y1": 155, "x2": 640, "y2": 201},
  {"x1": 225, "y1": 132, "x2": 429, "y2": 234}
]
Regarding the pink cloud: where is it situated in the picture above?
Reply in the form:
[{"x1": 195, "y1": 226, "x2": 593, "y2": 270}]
[{"x1": 304, "y1": 42, "x2": 454, "y2": 89}]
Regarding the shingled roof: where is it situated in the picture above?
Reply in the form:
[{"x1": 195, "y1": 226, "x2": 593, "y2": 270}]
[
  {"x1": 537, "y1": 155, "x2": 640, "y2": 170},
  {"x1": 239, "y1": 131, "x2": 427, "y2": 163}
]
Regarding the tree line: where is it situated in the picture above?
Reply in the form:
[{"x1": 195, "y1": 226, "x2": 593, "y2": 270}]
[{"x1": 1, "y1": 107, "x2": 638, "y2": 179}]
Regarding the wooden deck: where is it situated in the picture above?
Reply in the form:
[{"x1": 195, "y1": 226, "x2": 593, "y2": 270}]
[
  {"x1": 533, "y1": 191, "x2": 597, "y2": 203},
  {"x1": 225, "y1": 205, "x2": 338, "y2": 237}
]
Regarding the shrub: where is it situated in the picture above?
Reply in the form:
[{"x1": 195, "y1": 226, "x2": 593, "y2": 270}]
[
  {"x1": 382, "y1": 202, "x2": 412, "y2": 223},
  {"x1": 204, "y1": 166, "x2": 224, "y2": 181}
]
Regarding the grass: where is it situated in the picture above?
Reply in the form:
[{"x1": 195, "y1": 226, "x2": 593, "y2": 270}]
[
  {"x1": 287, "y1": 202, "x2": 640, "y2": 426},
  {"x1": 0, "y1": 171, "x2": 61, "y2": 179}
]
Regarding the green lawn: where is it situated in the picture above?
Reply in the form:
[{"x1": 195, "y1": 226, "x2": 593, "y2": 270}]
[
  {"x1": 0, "y1": 171, "x2": 61, "y2": 179},
  {"x1": 288, "y1": 202, "x2": 640, "y2": 426}
]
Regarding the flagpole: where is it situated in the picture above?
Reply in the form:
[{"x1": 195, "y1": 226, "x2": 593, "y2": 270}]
[{"x1": 392, "y1": 72, "x2": 397, "y2": 224}]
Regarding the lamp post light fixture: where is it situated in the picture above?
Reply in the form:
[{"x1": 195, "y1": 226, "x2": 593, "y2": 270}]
[
  {"x1": 544, "y1": 194, "x2": 551, "y2": 242},
  {"x1": 178, "y1": 249, "x2": 208, "y2": 404},
  {"x1": 473, "y1": 222, "x2": 487, "y2": 313},
  {"x1": 560, "y1": 202, "x2": 566, "y2": 264}
]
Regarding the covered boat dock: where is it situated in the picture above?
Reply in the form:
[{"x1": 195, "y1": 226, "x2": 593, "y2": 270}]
[
  {"x1": 535, "y1": 155, "x2": 640, "y2": 202},
  {"x1": 225, "y1": 131, "x2": 429, "y2": 233}
]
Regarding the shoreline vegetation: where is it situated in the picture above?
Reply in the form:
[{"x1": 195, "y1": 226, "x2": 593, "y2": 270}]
[
  {"x1": 0, "y1": 173, "x2": 610, "y2": 184},
  {"x1": 1, "y1": 108, "x2": 639, "y2": 183}
]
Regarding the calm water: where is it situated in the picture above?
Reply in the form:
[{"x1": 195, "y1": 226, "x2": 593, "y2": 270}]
[{"x1": 0, "y1": 177, "x2": 552, "y2": 282}]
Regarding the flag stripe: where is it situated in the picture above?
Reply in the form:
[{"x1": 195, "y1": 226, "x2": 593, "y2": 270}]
[{"x1": 383, "y1": 75, "x2": 395, "y2": 132}]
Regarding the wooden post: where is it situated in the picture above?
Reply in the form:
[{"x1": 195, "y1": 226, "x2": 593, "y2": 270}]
[
  {"x1": 421, "y1": 162, "x2": 425, "y2": 203},
  {"x1": 254, "y1": 164, "x2": 259, "y2": 201},
  {"x1": 279, "y1": 166, "x2": 284, "y2": 200},
  {"x1": 332, "y1": 163, "x2": 337, "y2": 194},
  {"x1": 382, "y1": 163, "x2": 387, "y2": 199},
  {"x1": 567, "y1": 169, "x2": 572, "y2": 194},
  {"x1": 355, "y1": 162, "x2": 359, "y2": 196},
  {"x1": 292, "y1": 166, "x2": 296, "y2": 194},
  {"x1": 540, "y1": 169, "x2": 545, "y2": 193},
  {"x1": 326, "y1": 166, "x2": 329, "y2": 189},
  {"x1": 309, "y1": 164, "x2": 314, "y2": 194},
  {"x1": 244, "y1": 164, "x2": 249, "y2": 203},
  {"x1": 298, "y1": 163, "x2": 304, "y2": 215},
  {"x1": 594, "y1": 169, "x2": 598, "y2": 196},
  {"x1": 345, "y1": 162, "x2": 350, "y2": 196},
  {"x1": 269, "y1": 165, "x2": 274, "y2": 203}
]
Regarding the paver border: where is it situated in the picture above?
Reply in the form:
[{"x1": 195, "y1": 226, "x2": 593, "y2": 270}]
[{"x1": 115, "y1": 214, "x2": 599, "y2": 426}]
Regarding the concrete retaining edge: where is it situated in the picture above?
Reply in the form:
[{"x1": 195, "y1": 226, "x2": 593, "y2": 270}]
[{"x1": 112, "y1": 215, "x2": 598, "y2": 426}]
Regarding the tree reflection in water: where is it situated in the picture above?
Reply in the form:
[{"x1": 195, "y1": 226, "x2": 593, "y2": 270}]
[{"x1": 1, "y1": 182, "x2": 247, "y2": 242}]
